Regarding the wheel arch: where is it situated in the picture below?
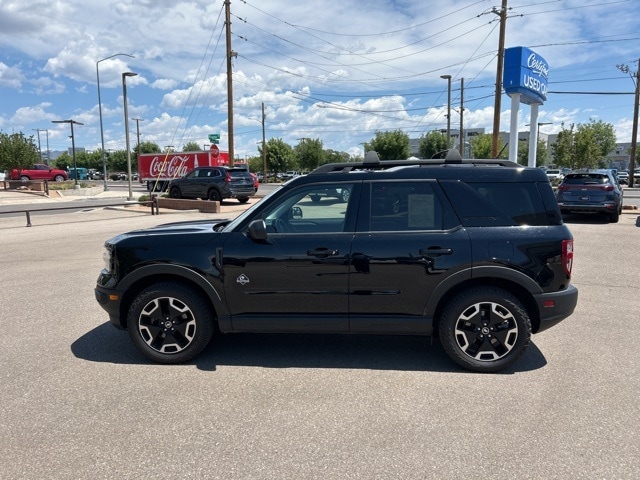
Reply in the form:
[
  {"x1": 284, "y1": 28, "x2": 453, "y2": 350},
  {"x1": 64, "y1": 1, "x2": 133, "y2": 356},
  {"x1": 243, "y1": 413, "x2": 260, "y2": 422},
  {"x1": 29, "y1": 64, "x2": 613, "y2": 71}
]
[
  {"x1": 427, "y1": 267, "x2": 542, "y2": 335},
  {"x1": 115, "y1": 264, "x2": 227, "y2": 330}
]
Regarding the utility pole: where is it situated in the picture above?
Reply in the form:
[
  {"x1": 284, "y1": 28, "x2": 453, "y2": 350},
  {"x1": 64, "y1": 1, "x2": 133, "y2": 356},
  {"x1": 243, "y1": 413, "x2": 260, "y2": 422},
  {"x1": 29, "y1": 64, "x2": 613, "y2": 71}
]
[
  {"x1": 617, "y1": 59, "x2": 640, "y2": 188},
  {"x1": 225, "y1": 0, "x2": 237, "y2": 166},
  {"x1": 630, "y1": 60, "x2": 639, "y2": 188},
  {"x1": 491, "y1": 0, "x2": 508, "y2": 158},
  {"x1": 262, "y1": 102, "x2": 267, "y2": 181},
  {"x1": 32, "y1": 129, "x2": 43, "y2": 161},
  {"x1": 132, "y1": 118, "x2": 143, "y2": 153}
]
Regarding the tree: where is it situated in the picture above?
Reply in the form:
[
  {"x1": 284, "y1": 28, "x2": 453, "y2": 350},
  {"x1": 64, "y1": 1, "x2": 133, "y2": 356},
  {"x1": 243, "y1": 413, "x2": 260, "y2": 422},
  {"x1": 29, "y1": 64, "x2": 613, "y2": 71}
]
[
  {"x1": 0, "y1": 132, "x2": 40, "y2": 172},
  {"x1": 134, "y1": 141, "x2": 161, "y2": 155},
  {"x1": 364, "y1": 130, "x2": 410, "y2": 160},
  {"x1": 552, "y1": 120, "x2": 616, "y2": 169},
  {"x1": 517, "y1": 138, "x2": 549, "y2": 166},
  {"x1": 258, "y1": 138, "x2": 294, "y2": 177},
  {"x1": 294, "y1": 138, "x2": 324, "y2": 171},
  {"x1": 183, "y1": 142, "x2": 202, "y2": 152},
  {"x1": 418, "y1": 131, "x2": 449, "y2": 159},
  {"x1": 470, "y1": 134, "x2": 507, "y2": 159}
]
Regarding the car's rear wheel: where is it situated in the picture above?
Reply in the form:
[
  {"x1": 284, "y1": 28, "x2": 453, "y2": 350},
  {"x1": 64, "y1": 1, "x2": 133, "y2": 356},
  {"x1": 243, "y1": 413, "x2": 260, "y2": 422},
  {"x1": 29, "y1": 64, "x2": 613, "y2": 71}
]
[
  {"x1": 127, "y1": 282, "x2": 214, "y2": 363},
  {"x1": 208, "y1": 189, "x2": 221, "y2": 202},
  {"x1": 20, "y1": 175, "x2": 29, "y2": 181},
  {"x1": 309, "y1": 194, "x2": 321, "y2": 203},
  {"x1": 169, "y1": 186, "x2": 181, "y2": 199},
  {"x1": 238, "y1": 197, "x2": 249, "y2": 204},
  {"x1": 341, "y1": 188, "x2": 350, "y2": 203},
  {"x1": 54, "y1": 175, "x2": 65, "y2": 182},
  {"x1": 438, "y1": 287, "x2": 531, "y2": 373}
]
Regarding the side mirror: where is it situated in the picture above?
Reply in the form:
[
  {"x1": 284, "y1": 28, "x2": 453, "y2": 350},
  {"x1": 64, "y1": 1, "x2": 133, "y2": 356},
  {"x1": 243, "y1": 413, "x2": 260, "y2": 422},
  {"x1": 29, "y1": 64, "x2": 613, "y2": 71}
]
[
  {"x1": 247, "y1": 219, "x2": 267, "y2": 241},
  {"x1": 291, "y1": 206, "x2": 303, "y2": 219}
]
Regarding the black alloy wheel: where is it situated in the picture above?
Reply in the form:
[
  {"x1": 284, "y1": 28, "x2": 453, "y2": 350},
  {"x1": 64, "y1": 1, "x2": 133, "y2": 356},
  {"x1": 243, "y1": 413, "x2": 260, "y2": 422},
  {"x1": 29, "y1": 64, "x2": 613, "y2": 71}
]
[
  {"x1": 169, "y1": 186, "x2": 181, "y2": 199},
  {"x1": 127, "y1": 282, "x2": 214, "y2": 363},
  {"x1": 438, "y1": 287, "x2": 531, "y2": 373}
]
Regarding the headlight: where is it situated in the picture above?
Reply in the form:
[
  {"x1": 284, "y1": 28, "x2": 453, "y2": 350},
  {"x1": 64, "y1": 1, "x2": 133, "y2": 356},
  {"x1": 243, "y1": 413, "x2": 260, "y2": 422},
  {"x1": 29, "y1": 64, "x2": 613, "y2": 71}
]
[{"x1": 102, "y1": 246, "x2": 114, "y2": 274}]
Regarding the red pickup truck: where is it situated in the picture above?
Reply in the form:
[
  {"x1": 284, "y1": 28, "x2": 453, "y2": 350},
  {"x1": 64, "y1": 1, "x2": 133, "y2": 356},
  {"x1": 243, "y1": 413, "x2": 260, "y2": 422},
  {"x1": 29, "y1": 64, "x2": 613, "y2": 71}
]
[{"x1": 11, "y1": 164, "x2": 68, "y2": 182}]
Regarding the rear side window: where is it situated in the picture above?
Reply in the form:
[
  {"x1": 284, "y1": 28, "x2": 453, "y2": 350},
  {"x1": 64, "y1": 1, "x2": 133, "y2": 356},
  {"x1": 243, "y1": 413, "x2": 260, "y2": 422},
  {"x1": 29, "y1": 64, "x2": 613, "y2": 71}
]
[{"x1": 440, "y1": 180, "x2": 560, "y2": 226}]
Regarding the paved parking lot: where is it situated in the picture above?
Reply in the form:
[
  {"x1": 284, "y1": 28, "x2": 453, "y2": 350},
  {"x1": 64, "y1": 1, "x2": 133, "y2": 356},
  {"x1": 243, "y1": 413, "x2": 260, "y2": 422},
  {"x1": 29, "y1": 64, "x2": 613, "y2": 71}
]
[{"x1": 1, "y1": 205, "x2": 639, "y2": 479}]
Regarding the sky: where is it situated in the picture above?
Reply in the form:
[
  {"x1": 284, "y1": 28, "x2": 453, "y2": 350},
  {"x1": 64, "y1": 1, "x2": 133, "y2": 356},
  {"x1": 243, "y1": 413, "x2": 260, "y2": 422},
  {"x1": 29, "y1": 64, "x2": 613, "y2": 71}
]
[{"x1": 1, "y1": 0, "x2": 639, "y2": 161}]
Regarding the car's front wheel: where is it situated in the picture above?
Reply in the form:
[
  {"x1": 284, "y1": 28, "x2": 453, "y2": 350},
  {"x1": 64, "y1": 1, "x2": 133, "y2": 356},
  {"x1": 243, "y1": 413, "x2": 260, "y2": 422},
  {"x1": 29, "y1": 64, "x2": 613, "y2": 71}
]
[
  {"x1": 438, "y1": 287, "x2": 531, "y2": 373},
  {"x1": 127, "y1": 282, "x2": 214, "y2": 363}
]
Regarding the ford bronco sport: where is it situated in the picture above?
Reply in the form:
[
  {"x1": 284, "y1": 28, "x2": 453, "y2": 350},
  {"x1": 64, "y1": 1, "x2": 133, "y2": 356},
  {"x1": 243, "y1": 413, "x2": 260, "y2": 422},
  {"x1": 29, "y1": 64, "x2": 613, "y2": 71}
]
[{"x1": 95, "y1": 150, "x2": 578, "y2": 372}]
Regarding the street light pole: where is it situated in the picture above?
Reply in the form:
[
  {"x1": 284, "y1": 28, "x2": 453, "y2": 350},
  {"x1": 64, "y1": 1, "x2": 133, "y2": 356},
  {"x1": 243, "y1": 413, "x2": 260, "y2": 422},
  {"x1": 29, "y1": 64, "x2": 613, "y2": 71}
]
[
  {"x1": 52, "y1": 120, "x2": 83, "y2": 188},
  {"x1": 440, "y1": 75, "x2": 452, "y2": 147},
  {"x1": 97, "y1": 53, "x2": 134, "y2": 191},
  {"x1": 122, "y1": 72, "x2": 137, "y2": 201}
]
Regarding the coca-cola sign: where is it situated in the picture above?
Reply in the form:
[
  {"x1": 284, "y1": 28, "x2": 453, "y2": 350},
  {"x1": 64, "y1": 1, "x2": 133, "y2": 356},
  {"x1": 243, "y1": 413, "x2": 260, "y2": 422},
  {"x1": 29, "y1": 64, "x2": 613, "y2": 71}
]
[
  {"x1": 503, "y1": 46, "x2": 549, "y2": 105},
  {"x1": 148, "y1": 155, "x2": 190, "y2": 179}
]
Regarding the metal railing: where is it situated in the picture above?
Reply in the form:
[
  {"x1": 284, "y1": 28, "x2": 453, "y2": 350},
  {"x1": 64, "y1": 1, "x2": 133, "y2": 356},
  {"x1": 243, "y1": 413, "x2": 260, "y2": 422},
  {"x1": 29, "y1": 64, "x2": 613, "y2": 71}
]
[{"x1": 1, "y1": 197, "x2": 159, "y2": 227}]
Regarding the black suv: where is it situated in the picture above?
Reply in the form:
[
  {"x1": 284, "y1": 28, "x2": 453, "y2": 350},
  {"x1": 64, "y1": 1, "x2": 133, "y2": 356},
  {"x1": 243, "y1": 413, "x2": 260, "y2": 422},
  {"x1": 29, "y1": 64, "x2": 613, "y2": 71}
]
[
  {"x1": 95, "y1": 151, "x2": 578, "y2": 372},
  {"x1": 168, "y1": 166, "x2": 255, "y2": 203},
  {"x1": 556, "y1": 169, "x2": 623, "y2": 222}
]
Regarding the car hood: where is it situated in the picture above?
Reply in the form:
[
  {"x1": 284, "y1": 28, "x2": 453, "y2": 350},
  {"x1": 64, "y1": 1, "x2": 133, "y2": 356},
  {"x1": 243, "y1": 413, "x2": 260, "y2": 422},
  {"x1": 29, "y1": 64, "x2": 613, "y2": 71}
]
[{"x1": 106, "y1": 218, "x2": 233, "y2": 246}]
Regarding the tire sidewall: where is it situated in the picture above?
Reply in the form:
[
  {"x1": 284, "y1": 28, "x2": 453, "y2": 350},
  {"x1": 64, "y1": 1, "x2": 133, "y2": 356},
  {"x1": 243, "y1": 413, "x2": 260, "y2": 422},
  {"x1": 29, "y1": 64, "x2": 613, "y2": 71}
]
[
  {"x1": 127, "y1": 282, "x2": 214, "y2": 364},
  {"x1": 438, "y1": 287, "x2": 531, "y2": 373}
]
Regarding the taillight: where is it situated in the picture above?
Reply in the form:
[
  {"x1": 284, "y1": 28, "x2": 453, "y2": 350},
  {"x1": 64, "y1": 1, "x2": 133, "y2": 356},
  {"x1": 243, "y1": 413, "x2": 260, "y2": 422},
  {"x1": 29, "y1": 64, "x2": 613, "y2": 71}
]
[
  {"x1": 558, "y1": 185, "x2": 569, "y2": 192},
  {"x1": 562, "y1": 239, "x2": 573, "y2": 276},
  {"x1": 224, "y1": 171, "x2": 231, "y2": 182},
  {"x1": 602, "y1": 185, "x2": 614, "y2": 191}
]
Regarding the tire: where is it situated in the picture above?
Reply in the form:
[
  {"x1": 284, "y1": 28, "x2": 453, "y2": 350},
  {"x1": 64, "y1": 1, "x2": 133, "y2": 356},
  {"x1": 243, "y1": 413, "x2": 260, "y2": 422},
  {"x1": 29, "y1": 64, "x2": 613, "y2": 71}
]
[
  {"x1": 438, "y1": 287, "x2": 531, "y2": 373},
  {"x1": 54, "y1": 175, "x2": 65, "y2": 182},
  {"x1": 208, "y1": 189, "x2": 222, "y2": 202},
  {"x1": 20, "y1": 175, "x2": 30, "y2": 181},
  {"x1": 309, "y1": 194, "x2": 321, "y2": 203},
  {"x1": 609, "y1": 210, "x2": 619, "y2": 223},
  {"x1": 340, "y1": 188, "x2": 350, "y2": 203},
  {"x1": 127, "y1": 282, "x2": 214, "y2": 364},
  {"x1": 238, "y1": 197, "x2": 249, "y2": 204},
  {"x1": 169, "y1": 186, "x2": 181, "y2": 199}
]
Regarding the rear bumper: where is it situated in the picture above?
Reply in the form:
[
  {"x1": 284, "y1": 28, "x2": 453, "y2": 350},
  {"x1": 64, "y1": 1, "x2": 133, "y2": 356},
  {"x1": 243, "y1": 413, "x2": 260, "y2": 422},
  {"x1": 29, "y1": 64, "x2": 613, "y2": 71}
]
[{"x1": 534, "y1": 284, "x2": 578, "y2": 333}]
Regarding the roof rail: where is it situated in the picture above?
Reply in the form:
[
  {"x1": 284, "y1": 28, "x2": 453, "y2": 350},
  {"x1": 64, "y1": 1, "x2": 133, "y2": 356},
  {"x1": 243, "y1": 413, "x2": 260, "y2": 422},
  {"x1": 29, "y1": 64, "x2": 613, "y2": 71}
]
[{"x1": 309, "y1": 150, "x2": 521, "y2": 175}]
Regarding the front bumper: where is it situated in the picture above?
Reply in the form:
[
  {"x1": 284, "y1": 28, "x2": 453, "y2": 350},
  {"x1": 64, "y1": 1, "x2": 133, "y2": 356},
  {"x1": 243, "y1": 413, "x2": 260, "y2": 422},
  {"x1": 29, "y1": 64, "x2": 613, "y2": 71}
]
[{"x1": 95, "y1": 284, "x2": 127, "y2": 330}]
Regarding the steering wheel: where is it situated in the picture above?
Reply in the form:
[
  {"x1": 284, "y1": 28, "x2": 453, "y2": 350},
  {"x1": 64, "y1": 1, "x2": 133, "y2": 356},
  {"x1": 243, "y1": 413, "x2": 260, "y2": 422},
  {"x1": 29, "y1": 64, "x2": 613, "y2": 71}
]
[{"x1": 273, "y1": 218, "x2": 289, "y2": 233}]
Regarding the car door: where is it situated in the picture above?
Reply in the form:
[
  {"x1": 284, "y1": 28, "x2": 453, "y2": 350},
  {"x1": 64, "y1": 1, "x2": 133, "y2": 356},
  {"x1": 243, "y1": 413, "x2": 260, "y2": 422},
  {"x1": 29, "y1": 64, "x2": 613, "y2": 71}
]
[
  {"x1": 349, "y1": 180, "x2": 472, "y2": 334},
  {"x1": 221, "y1": 182, "x2": 360, "y2": 333}
]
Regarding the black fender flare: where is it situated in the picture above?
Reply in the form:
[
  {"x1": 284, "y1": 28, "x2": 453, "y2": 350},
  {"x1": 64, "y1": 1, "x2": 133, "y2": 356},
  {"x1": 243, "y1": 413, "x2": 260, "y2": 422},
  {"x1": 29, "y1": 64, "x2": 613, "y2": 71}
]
[
  {"x1": 424, "y1": 265, "x2": 542, "y2": 316},
  {"x1": 117, "y1": 263, "x2": 228, "y2": 318}
]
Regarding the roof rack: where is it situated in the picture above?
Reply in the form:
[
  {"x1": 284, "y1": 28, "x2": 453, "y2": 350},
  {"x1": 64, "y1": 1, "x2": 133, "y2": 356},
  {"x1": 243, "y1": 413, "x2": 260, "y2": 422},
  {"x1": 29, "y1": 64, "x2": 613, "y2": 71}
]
[{"x1": 310, "y1": 149, "x2": 521, "y2": 174}]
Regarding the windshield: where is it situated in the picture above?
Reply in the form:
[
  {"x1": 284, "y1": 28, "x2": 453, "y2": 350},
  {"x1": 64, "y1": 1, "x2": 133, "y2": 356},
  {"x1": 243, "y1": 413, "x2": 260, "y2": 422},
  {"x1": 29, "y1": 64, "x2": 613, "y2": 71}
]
[{"x1": 222, "y1": 185, "x2": 283, "y2": 231}]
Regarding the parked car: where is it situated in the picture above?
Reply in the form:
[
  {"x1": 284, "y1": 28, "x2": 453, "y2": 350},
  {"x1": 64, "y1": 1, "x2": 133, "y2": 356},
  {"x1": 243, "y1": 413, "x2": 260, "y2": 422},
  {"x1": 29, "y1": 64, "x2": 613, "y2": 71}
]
[
  {"x1": 10, "y1": 164, "x2": 68, "y2": 182},
  {"x1": 95, "y1": 150, "x2": 578, "y2": 373},
  {"x1": 67, "y1": 167, "x2": 88, "y2": 181},
  {"x1": 617, "y1": 171, "x2": 629, "y2": 185},
  {"x1": 545, "y1": 169, "x2": 564, "y2": 183},
  {"x1": 556, "y1": 169, "x2": 623, "y2": 222},
  {"x1": 168, "y1": 166, "x2": 255, "y2": 203}
]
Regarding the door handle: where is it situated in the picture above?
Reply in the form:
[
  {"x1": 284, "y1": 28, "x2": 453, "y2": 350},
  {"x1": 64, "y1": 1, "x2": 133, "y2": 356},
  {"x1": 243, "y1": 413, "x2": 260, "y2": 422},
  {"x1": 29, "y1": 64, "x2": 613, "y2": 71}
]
[
  {"x1": 307, "y1": 248, "x2": 339, "y2": 258},
  {"x1": 420, "y1": 247, "x2": 453, "y2": 256}
]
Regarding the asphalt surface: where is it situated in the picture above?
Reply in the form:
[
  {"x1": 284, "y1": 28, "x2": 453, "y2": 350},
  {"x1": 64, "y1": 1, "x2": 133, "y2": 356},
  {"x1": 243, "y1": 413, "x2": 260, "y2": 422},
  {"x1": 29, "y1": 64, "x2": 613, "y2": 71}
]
[{"x1": 0, "y1": 185, "x2": 639, "y2": 479}]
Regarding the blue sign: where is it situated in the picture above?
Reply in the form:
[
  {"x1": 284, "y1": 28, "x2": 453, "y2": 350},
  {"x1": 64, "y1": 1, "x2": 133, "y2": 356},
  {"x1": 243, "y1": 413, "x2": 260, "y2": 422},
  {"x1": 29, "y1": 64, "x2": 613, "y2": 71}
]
[{"x1": 503, "y1": 47, "x2": 549, "y2": 105}]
